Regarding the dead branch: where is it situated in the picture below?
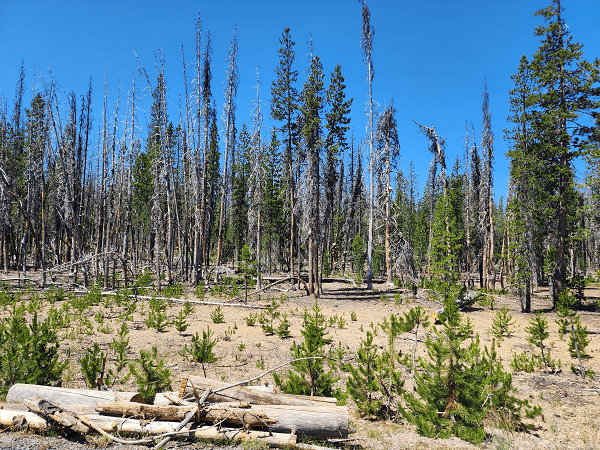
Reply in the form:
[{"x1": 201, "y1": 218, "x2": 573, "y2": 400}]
[{"x1": 230, "y1": 277, "x2": 310, "y2": 302}]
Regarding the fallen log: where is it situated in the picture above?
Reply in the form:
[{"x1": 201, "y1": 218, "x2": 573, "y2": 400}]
[
  {"x1": 6, "y1": 384, "x2": 144, "y2": 407},
  {"x1": 95, "y1": 401, "x2": 277, "y2": 428},
  {"x1": 191, "y1": 426, "x2": 296, "y2": 447},
  {"x1": 147, "y1": 396, "x2": 347, "y2": 439},
  {"x1": 180, "y1": 376, "x2": 337, "y2": 407},
  {"x1": 246, "y1": 404, "x2": 348, "y2": 439},
  {"x1": 229, "y1": 277, "x2": 310, "y2": 301}
]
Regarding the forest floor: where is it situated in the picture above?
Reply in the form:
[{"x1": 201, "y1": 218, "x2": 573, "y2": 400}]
[{"x1": 1, "y1": 271, "x2": 600, "y2": 450}]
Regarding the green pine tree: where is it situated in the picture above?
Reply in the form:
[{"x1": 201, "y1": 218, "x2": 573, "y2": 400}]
[
  {"x1": 401, "y1": 299, "x2": 487, "y2": 444},
  {"x1": 346, "y1": 331, "x2": 382, "y2": 416},
  {"x1": 274, "y1": 301, "x2": 339, "y2": 398}
]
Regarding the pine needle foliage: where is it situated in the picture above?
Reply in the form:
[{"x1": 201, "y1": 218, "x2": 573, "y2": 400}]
[
  {"x1": 482, "y1": 340, "x2": 542, "y2": 428},
  {"x1": 489, "y1": 306, "x2": 516, "y2": 345},
  {"x1": 556, "y1": 288, "x2": 590, "y2": 377},
  {"x1": 525, "y1": 311, "x2": 554, "y2": 374},
  {"x1": 0, "y1": 307, "x2": 66, "y2": 394},
  {"x1": 346, "y1": 331, "x2": 382, "y2": 416},
  {"x1": 129, "y1": 346, "x2": 172, "y2": 404},
  {"x1": 80, "y1": 342, "x2": 107, "y2": 389},
  {"x1": 401, "y1": 299, "x2": 488, "y2": 444},
  {"x1": 274, "y1": 301, "x2": 340, "y2": 398}
]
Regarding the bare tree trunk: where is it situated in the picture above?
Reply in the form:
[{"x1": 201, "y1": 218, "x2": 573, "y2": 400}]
[{"x1": 216, "y1": 30, "x2": 238, "y2": 270}]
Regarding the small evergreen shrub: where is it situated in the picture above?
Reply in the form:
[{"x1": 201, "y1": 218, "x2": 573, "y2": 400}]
[
  {"x1": 129, "y1": 346, "x2": 172, "y2": 404},
  {"x1": 556, "y1": 288, "x2": 590, "y2": 377},
  {"x1": 274, "y1": 301, "x2": 340, "y2": 399},
  {"x1": 109, "y1": 322, "x2": 130, "y2": 384},
  {"x1": 173, "y1": 309, "x2": 190, "y2": 332},
  {"x1": 525, "y1": 311, "x2": 554, "y2": 374},
  {"x1": 510, "y1": 351, "x2": 537, "y2": 373},
  {"x1": 0, "y1": 308, "x2": 66, "y2": 394},
  {"x1": 346, "y1": 331, "x2": 382, "y2": 416},
  {"x1": 245, "y1": 312, "x2": 258, "y2": 326},
  {"x1": 260, "y1": 298, "x2": 280, "y2": 335},
  {"x1": 489, "y1": 306, "x2": 516, "y2": 345},
  {"x1": 276, "y1": 313, "x2": 292, "y2": 339},
  {"x1": 401, "y1": 299, "x2": 487, "y2": 444},
  {"x1": 211, "y1": 305, "x2": 225, "y2": 324},
  {"x1": 146, "y1": 296, "x2": 170, "y2": 331},
  {"x1": 184, "y1": 327, "x2": 217, "y2": 377},
  {"x1": 80, "y1": 343, "x2": 108, "y2": 389}
]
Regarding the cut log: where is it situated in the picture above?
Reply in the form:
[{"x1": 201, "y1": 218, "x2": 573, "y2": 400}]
[
  {"x1": 6, "y1": 384, "x2": 144, "y2": 407},
  {"x1": 180, "y1": 376, "x2": 337, "y2": 406},
  {"x1": 68, "y1": 413, "x2": 297, "y2": 445},
  {"x1": 112, "y1": 397, "x2": 347, "y2": 439},
  {"x1": 192, "y1": 426, "x2": 296, "y2": 447},
  {"x1": 248, "y1": 404, "x2": 348, "y2": 439},
  {"x1": 95, "y1": 402, "x2": 277, "y2": 427},
  {"x1": 0, "y1": 402, "x2": 97, "y2": 415}
]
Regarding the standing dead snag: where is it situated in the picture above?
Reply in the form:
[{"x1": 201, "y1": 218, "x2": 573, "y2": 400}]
[
  {"x1": 480, "y1": 79, "x2": 495, "y2": 290},
  {"x1": 216, "y1": 28, "x2": 239, "y2": 270},
  {"x1": 359, "y1": 0, "x2": 376, "y2": 290},
  {"x1": 375, "y1": 104, "x2": 399, "y2": 285},
  {"x1": 248, "y1": 66, "x2": 264, "y2": 290}
]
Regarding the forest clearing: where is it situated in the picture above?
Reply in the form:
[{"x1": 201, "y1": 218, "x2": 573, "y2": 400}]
[
  {"x1": 2, "y1": 0, "x2": 600, "y2": 448},
  {"x1": 0, "y1": 270, "x2": 599, "y2": 449}
]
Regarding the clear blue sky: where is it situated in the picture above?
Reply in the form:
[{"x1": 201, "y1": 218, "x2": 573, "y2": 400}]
[{"x1": 1, "y1": 0, "x2": 599, "y2": 201}]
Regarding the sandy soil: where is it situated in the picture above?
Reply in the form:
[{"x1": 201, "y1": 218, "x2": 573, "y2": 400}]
[{"x1": 2, "y1": 272, "x2": 600, "y2": 450}]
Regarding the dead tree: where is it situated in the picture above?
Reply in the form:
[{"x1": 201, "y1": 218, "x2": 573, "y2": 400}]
[
  {"x1": 248, "y1": 67, "x2": 264, "y2": 290},
  {"x1": 415, "y1": 121, "x2": 448, "y2": 276},
  {"x1": 359, "y1": 0, "x2": 375, "y2": 290},
  {"x1": 216, "y1": 29, "x2": 239, "y2": 269},
  {"x1": 480, "y1": 79, "x2": 495, "y2": 290},
  {"x1": 375, "y1": 103, "x2": 399, "y2": 284}
]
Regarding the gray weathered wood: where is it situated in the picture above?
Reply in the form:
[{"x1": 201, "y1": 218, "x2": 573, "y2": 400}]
[
  {"x1": 181, "y1": 376, "x2": 337, "y2": 406},
  {"x1": 6, "y1": 384, "x2": 143, "y2": 407}
]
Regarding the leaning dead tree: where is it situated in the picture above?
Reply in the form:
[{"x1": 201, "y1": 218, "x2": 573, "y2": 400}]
[{"x1": 415, "y1": 121, "x2": 448, "y2": 276}]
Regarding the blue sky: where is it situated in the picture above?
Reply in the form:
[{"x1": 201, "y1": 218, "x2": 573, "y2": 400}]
[{"x1": 1, "y1": 0, "x2": 599, "y2": 201}]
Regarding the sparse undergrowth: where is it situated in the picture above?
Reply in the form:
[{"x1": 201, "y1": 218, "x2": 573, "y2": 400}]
[{"x1": 0, "y1": 276, "x2": 598, "y2": 448}]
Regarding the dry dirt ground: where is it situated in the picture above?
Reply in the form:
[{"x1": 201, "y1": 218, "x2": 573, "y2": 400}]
[{"x1": 1, "y1": 273, "x2": 600, "y2": 450}]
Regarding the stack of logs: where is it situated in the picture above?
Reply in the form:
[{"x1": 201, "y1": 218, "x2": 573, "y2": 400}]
[{"x1": 0, "y1": 375, "x2": 349, "y2": 448}]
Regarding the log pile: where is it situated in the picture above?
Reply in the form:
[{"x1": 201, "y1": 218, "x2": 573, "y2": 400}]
[{"x1": 0, "y1": 375, "x2": 349, "y2": 448}]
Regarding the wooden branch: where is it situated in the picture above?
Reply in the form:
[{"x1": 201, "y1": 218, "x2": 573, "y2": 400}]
[
  {"x1": 154, "y1": 386, "x2": 211, "y2": 450},
  {"x1": 199, "y1": 357, "x2": 331, "y2": 398},
  {"x1": 23, "y1": 396, "x2": 89, "y2": 434},
  {"x1": 230, "y1": 277, "x2": 310, "y2": 302}
]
